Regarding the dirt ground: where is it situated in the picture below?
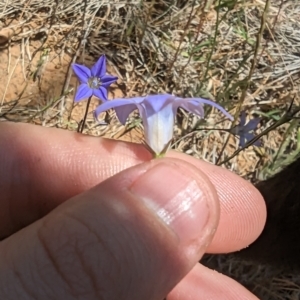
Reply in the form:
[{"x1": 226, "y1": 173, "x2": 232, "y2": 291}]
[{"x1": 0, "y1": 36, "x2": 145, "y2": 142}]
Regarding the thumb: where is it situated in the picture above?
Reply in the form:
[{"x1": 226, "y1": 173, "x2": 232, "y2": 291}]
[{"x1": 0, "y1": 158, "x2": 219, "y2": 300}]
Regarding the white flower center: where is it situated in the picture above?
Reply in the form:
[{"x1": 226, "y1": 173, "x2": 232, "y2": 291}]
[{"x1": 88, "y1": 77, "x2": 102, "y2": 89}]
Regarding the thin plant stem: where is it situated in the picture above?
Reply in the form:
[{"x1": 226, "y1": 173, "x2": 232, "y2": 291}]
[
  {"x1": 216, "y1": 0, "x2": 270, "y2": 165},
  {"x1": 78, "y1": 96, "x2": 92, "y2": 133}
]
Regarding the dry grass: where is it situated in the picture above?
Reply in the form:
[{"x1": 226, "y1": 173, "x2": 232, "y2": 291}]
[{"x1": 1, "y1": 0, "x2": 300, "y2": 299}]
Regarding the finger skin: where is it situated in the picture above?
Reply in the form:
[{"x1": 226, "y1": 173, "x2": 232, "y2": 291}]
[
  {"x1": 0, "y1": 122, "x2": 152, "y2": 238},
  {"x1": 0, "y1": 159, "x2": 219, "y2": 300},
  {"x1": 168, "y1": 153, "x2": 266, "y2": 253},
  {"x1": 0, "y1": 122, "x2": 266, "y2": 251},
  {"x1": 168, "y1": 264, "x2": 259, "y2": 300}
]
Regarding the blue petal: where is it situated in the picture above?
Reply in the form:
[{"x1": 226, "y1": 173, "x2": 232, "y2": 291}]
[
  {"x1": 94, "y1": 98, "x2": 140, "y2": 121},
  {"x1": 72, "y1": 64, "x2": 91, "y2": 83},
  {"x1": 101, "y1": 75, "x2": 118, "y2": 88},
  {"x1": 253, "y1": 139, "x2": 262, "y2": 147},
  {"x1": 176, "y1": 98, "x2": 204, "y2": 117},
  {"x1": 185, "y1": 98, "x2": 233, "y2": 121},
  {"x1": 114, "y1": 97, "x2": 144, "y2": 124},
  {"x1": 115, "y1": 105, "x2": 138, "y2": 124},
  {"x1": 244, "y1": 118, "x2": 260, "y2": 131},
  {"x1": 74, "y1": 84, "x2": 93, "y2": 102},
  {"x1": 141, "y1": 94, "x2": 174, "y2": 114},
  {"x1": 239, "y1": 111, "x2": 246, "y2": 126},
  {"x1": 91, "y1": 55, "x2": 106, "y2": 77},
  {"x1": 239, "y1": 136, "x2": 246, "y2": 147},
  {"x1": 144, "y1": 94, "x2": 175, "y2": 111},
  {"x1": 244, "y1": 132, "x2": 261, "y2": 146},
  {"x1": 141, "y1": 95, "x2": 174, "y2": 117},
  {"x1": 244, "y1": 132, "x2": 255, "y2": 142},
  {"x1": 93, "y1": 87, "x2": 108, "y2": 101}
]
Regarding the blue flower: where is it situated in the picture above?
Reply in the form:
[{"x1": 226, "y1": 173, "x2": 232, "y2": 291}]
[
  {"x1": 231, "y1": 111, "x2": 261, "y2": 147},
  {"x1": 94, "y1": 94, "x2": 233, "y2": 156},
  {"x1": 72, "y1": 55, "x2": 118, "y2": 102}
]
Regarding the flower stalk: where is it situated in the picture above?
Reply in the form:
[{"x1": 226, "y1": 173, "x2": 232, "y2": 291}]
[{"x1": 77, "y1": 96, "x2": 93, "y2": 133}]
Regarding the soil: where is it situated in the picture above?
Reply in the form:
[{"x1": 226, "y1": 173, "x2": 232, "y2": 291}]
[{"x1": 0, "y1": 34, "x2": 144, "y2": 144}]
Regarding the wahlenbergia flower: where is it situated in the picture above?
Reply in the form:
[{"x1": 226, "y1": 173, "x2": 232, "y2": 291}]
[
  {"x1": 94, "y1": 94, "x2": 233, "y2": 156},
  {"x1": 72, "y1": 55, "x2": 118, "y2": 102},
  {"x1": 231, "y1": 111, "x2": 261, "y2": 147}
]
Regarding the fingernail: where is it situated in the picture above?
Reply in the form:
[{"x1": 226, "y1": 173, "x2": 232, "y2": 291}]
[{"x1": 130, "y1": 161, "x2": 210, "y2": 245}]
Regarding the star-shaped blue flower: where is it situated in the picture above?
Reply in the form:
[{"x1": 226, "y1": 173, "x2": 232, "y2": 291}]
[
  {"x1": 72, "y1": 55, "x2": 118, "y2": 102},
  {"x1": 94, "y1": 94, "x2": 233, "y2": 156},
  {"x1": 231, "y1": 111, "x2": 261, "y2": 147}
]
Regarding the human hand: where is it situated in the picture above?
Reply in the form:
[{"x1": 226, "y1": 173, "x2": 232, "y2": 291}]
[{"x1": 0, "y1": 122, "x2": 266, "y2": 300}]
